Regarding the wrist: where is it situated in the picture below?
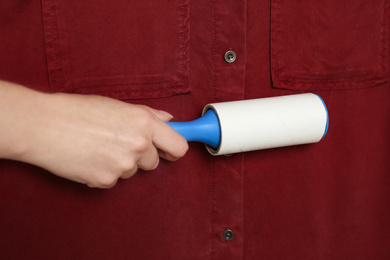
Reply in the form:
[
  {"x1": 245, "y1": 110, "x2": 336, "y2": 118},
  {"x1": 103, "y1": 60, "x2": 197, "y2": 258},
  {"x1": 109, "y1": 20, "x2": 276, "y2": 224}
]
[{"x1": 0, "y1": 81, "x2": 50, "y2": 162}]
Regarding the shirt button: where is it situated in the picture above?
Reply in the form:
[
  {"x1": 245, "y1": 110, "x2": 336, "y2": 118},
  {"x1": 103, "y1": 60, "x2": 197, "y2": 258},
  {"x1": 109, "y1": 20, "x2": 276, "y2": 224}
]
[
  {"x1": 224, "y1": 50, "x2": 236, "y2": 63},
  {"x1": 222, "y1": 229, "x2": 235, "y2": 241}
]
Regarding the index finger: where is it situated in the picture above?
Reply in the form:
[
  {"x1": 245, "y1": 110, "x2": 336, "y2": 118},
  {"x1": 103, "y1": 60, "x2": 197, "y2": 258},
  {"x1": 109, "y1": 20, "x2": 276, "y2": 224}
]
[{"x1": 152, "y1": 121, "x2": 189, "y2": 161}]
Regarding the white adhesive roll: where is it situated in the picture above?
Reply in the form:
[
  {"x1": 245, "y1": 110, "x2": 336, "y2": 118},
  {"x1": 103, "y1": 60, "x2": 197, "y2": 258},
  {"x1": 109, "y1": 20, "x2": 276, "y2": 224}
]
[{"x1": 202, "y1": 93, "x2": 329, "y2": 156}]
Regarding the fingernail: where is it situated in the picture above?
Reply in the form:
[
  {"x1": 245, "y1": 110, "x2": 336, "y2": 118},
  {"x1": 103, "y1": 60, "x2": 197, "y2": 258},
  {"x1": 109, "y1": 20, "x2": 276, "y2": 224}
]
[{"x1": 159, "y1": 110, "x2": 174, "y2": 119}]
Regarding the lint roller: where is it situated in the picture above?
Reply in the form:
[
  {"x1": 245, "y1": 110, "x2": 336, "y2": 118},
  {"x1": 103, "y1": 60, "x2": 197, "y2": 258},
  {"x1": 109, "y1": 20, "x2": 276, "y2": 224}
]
[{"x1": 167, "y1": 93, "x2": 329, "y2": 156}]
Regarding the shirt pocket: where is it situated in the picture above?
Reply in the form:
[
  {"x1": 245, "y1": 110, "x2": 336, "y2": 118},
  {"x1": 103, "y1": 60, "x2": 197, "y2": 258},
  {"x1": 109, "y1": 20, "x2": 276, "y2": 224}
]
[
  {"x1": 41, "y1": 0, "x2": 190, "y2": 100},
  {"x1": 271, "y1": 0, "x2": 389, "y2": 91}
]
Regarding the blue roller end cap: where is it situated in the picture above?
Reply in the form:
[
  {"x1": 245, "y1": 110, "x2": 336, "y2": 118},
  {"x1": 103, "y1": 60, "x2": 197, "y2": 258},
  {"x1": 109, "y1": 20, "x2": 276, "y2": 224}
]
[
  {"x1": 167, "y1": 109, "x2": 221, "y2": 149},
  {"x1": 314, "y1": 94, "x2": 329, "y2": 139}
]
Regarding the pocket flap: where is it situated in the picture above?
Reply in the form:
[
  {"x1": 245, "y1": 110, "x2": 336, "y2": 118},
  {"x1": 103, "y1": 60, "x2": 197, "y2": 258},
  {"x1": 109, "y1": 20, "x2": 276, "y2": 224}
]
[
  {"x1": 42, "y1": 0, "x2": 190, "y2": 99},
  {"x1": 271, "y1": 0, "x2": 389, "y2": 90}
]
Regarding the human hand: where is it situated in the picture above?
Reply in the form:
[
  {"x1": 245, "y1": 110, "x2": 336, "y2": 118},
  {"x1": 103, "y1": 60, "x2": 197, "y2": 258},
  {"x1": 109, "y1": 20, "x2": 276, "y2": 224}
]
[{"x1": 0, "y1": 83, "x2": 188, "y2": 188}]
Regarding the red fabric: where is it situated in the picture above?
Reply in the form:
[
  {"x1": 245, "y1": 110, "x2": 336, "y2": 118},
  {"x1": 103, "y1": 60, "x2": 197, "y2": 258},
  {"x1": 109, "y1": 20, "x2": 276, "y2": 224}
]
[{"x1": 1, "y1": 0, "x2": 389, "y2": 259}]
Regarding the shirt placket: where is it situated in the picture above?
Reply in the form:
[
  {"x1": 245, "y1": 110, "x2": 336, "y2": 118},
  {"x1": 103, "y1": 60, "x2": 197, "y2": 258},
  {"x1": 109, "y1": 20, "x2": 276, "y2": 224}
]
[{"x1": 210, "y1": 0, "x2": 246, "y2": 259}]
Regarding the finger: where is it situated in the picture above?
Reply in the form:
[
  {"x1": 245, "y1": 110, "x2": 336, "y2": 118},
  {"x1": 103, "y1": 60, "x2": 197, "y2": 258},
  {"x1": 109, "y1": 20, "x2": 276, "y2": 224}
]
[
  {"x1": 120, "y1": 141, "x2": 159, "y2": 178},
  {"x1": 158, "y1": 149, "x2": 180, "y2": 162},
  {"x1": 137, "y1": 144, "x2": 160, "y2": 171},
  {"x1": 120, "y1": 166, "x2": 139, "y2": 179},
  {"x1": 152, "y1": 122, "x2": 189, "y2": 161}
]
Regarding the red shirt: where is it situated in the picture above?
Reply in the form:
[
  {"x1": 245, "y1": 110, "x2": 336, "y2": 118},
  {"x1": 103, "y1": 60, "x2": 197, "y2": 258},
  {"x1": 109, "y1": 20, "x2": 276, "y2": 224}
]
[{"x1": 1, "y1": 0, "x2": 389, "y2": 259}]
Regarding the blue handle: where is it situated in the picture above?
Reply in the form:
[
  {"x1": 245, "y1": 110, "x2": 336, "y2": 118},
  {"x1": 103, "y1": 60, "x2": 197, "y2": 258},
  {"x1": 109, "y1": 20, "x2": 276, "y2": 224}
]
[{"x1": 167, "y1": 109, "x2": 221, "y2": 149}]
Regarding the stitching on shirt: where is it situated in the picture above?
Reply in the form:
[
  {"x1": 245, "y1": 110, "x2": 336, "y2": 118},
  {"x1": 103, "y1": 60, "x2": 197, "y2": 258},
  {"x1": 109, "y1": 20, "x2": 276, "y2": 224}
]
[
  {"x1": 68, "y1": 75, "x2": 173, "y2": 88},
  {"x1": 379, "y1": 0, "x2": 389, "y2": 77},
  {"x1": 210, "y1": 1, "x2": 218, "y2": 259},
  {"x1": 43, "y1": 0, "x2": 65, "y2": 92},
  {"x1": 211, "y1": 0, "x2": 218, "y2": 104},
  {"x1": 210, "y1": 156, "x2": 217, "y2": 260},
  {"x1": 270, "y1": 0, "x2": 284, "y2": 85},
  {"x1": 279, "y1": 77, "x2": 388, "y2": 84},
  {"x1": 75, "y1": 85, "x2": 187, "y2": 95},
  {"x1": 178, "y1": 0, "x2": 190, "y2": 82}
]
